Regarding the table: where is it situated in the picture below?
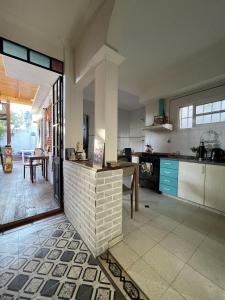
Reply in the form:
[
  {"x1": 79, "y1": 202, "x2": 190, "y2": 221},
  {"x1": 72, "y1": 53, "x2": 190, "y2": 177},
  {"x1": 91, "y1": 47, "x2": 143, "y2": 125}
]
[{"x1": 25, "y1": 155, "x2": 49, "y2": 183}]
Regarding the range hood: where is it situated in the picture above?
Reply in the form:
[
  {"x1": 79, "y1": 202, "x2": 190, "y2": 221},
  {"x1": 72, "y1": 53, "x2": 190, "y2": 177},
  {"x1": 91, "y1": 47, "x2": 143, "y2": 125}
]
[
  {"x1": 143, "y1": 99, "x2": 173, "y2": 131},
  {"x1": 143, "y1": 123, "x2": 173, "y2": 131}
]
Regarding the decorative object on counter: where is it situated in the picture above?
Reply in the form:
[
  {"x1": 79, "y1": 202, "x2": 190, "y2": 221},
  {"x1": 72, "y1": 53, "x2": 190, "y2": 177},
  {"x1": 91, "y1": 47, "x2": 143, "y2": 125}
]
[
  {"x1": 93, "y1": 136, "x2": 105, "y2": 169},
  {"x1": 144, "y1": 144, "x2": 153, "y2": 153},
  {"x1": 65, "y1": 148, "x2": 76, "y2": 161},
  {"x1": 3, "y1": 145, "x2": 13, "y2": 173},
  {"x1": 75, "y1": 142, "x2": 84, "y2": 160}
]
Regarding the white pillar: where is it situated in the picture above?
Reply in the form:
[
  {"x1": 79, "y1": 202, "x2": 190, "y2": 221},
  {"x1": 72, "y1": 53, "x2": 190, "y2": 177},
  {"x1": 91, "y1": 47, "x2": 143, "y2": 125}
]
[
  {"x1": 64, "y1": 47, "x2": 83, "y2": 149},
  {"x1": 95, "y1": 60, "x2": 118, "y2": 163},
  {"x1": 94, "y1": 47, "x2": 124, "y2": 164}
]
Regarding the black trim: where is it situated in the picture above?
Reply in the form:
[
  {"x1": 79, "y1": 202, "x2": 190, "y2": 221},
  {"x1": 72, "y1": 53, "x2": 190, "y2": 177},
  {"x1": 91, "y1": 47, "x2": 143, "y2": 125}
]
[{"x1": 0, "y1": 36, "x2": 64, "y2": 75}]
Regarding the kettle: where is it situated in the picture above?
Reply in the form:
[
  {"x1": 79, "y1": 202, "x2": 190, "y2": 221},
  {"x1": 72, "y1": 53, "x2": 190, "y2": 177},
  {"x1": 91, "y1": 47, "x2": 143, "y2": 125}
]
[{"x1": 210, "y1": 148, "x2": 224, "y2": 161}]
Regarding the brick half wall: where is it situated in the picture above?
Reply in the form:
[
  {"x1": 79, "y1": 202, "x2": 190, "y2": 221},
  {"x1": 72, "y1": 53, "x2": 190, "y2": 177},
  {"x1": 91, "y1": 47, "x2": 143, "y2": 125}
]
[{"x1": 64, "y1": 161, "x2": 123, "y2": 257}]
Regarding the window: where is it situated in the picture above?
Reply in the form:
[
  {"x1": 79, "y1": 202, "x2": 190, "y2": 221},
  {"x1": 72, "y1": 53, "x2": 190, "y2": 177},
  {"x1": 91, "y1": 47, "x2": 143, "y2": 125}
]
[
  {"x1": 196, "y1": 100, "x2": 225, "y2": 125},
  {"x1": 179, "y1": 105, "x2": 193, "y2": 129}
]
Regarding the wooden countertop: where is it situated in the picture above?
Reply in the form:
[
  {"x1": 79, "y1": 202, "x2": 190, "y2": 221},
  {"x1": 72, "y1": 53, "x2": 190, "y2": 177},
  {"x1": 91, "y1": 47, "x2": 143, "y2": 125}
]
[{"x1": 65, "y1": 159, "x2": 138, "y2": 172}]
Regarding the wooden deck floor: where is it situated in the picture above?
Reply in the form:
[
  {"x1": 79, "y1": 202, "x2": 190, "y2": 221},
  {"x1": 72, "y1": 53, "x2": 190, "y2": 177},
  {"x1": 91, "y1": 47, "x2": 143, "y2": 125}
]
[{"x1": 0, "y1": 161, "x2": 59, "y2": 225}]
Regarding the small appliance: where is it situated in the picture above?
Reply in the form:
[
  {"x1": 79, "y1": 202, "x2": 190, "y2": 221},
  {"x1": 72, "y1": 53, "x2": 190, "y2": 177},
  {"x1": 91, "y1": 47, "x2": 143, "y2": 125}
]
[{"x1": 210, "y1": 148, "x2": 225, "y2": 161}]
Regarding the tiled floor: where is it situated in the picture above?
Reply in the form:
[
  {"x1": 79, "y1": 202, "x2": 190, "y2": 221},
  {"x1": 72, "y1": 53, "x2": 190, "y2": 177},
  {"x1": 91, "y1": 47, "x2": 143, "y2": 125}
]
[
  {"x1": 109, "y1": 188, "x2": 225, "y2": 300},
  {"x1": 0, "y1": 161, "x2": 59, "y2": 225},
  {"x1": 0, "y1": 215, "x2": 124, "y2": 299}
]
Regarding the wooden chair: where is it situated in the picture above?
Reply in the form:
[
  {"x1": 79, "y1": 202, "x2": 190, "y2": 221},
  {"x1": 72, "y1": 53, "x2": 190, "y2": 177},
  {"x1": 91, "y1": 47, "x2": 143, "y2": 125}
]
[
  {"x1": 123, "y1": 166, "x2": 136, "y2": 219},
  {"x1": 23, "y1": 148, "x2": 44, "y2": 179}
]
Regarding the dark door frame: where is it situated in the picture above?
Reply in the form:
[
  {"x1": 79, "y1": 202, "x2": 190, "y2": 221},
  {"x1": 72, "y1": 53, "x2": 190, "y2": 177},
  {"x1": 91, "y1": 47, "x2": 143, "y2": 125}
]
[{"x1": 0, "y1": 38, "x2": 65, "y2": 232}]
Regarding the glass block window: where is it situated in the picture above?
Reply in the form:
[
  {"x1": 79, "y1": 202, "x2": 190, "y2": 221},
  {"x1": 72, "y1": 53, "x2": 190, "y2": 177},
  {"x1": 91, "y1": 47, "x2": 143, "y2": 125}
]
[
  {"x1": 30, "y1": 51, "x2": 50, "y2": 68},
  {"x1": 3, "y1": 40, "x2": 27, "y2": 60},
  {"x1": 196, "y1": 100, "x2": 225, "y2": 125},
  {"x1": 179, "y1": 105, "x2": 193, "y2": 129}
]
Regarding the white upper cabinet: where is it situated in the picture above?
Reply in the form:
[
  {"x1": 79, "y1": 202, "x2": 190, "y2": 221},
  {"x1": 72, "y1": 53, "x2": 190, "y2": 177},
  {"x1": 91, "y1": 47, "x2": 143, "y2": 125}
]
[
  {"x1": 205, "y1": 165, "x2": 225, "y2": 213},
  {"x1": 178, "y1": 161, "x2": 205, "y2": 205}
]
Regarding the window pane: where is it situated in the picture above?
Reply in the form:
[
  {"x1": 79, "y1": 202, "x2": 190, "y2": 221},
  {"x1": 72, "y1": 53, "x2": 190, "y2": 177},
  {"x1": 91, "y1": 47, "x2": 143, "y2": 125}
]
[
  {"x1": 188, "y1": 106, "x2": 193, "y2": 117},
  {"x1": 203, "y1": 103, "x2": 212, "y2": 113},
  {"x1": 181, "y1": 118, "x2": 188, "y2": 128},
  {"x1": 222, "y1": 100, "x2": 225, "y2": 110},
  {"x1": 212, "y1": 101, "x2": 221, "y2": 112},
  {"x1": 196, "y1": 115, "x2": 204, "y2": 124},
  {"x1": 211, "y1": 113, "x2": 220, "y2": 123},
  {"x1": 30, "y1": 51, "x2": 50, "y2": 68},
  {"x1": 196, "y1": 105, "x2": 203, "y2": 115},
  {"x1": 187, "y1": 117, "x2": 192, "y2": 128},
  {"x1": 203, "y1": 114, "x2": 212, "y2": 124},
  {"x1": 181, "y1": 106, "x2": 188, "y2": 118},
  {"x1": 221, "y1": 112, "x2": 225, "y2": 121},
  {"x1": 3, "y1": 40, "x2": 27, "y2": 60}
]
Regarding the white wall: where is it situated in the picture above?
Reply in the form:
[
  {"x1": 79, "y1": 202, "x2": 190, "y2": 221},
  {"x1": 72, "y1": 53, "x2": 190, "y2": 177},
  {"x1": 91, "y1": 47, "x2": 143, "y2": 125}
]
[
  {"x1": 75, "y1": 0, "x2": 114, "y2": 81},
  {"x1": 118, "y1": 107, "x2": 145, "y2": 153},
  {"x1": 145, "y1": 85, "x2": 225, "y2": 155},
  {"x1": 84, "y1": 99, "x2": 145, "y2": 157}
]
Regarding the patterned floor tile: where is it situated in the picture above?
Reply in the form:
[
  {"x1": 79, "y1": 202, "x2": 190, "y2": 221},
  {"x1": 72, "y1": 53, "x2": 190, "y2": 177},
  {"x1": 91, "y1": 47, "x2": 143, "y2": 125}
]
[
  {"x1": 58, "y1": 281, "x2": 76, "y2": 299},
  {"x1": 52, "y1": 263, "x2": 68, "y2": 277},
  {"x1": 0, "y1": 215, "x2": 124, "y2": 300}
]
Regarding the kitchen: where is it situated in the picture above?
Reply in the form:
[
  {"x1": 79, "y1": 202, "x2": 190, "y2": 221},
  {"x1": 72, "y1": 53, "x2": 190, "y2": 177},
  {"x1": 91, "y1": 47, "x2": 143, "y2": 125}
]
[{"x1": 107, "y1": 84, "x2": 225, "y2": 299}]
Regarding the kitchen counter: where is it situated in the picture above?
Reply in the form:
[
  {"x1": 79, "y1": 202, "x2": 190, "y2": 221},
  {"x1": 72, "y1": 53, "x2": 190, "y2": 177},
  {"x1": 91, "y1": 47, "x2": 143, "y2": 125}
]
[
  {"x1": 165, "y1": 156, "x2": 225, "y2": 166},
  {"x1": 66, "y1": 159, "x2": 138, "y2": 171}
]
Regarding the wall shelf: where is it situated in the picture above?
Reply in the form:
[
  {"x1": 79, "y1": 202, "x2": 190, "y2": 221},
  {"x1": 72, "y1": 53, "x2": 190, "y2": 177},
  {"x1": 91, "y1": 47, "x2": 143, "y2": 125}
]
[{"x1": 143, "y1": 123, "x2": 173, "y2": 131}]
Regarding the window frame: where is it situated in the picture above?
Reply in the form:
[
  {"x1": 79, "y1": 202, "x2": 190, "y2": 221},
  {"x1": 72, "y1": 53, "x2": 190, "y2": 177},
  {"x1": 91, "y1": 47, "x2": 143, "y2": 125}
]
[
  {"x1": 179, "y1": 105, "x2": 194, "y2": 129},
  {"x1": 179, "y1": 98, "x2": 225, "y2": 129},
  {"x1": 195, "y1": 99, "x2": 225, "y2": 126}
]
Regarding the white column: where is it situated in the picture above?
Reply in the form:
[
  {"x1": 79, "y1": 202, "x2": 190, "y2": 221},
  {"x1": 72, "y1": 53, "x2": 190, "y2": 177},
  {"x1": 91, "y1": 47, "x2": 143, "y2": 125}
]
[
  {"x1": 94, "y1": 49, "x2": 124, "y2": 164},
  {"x1": 64, "y1": 47, "x2": 83, "y2": 149},
  {"x1": 95, "y1": 60, "x2": 118, "y2": 163}
]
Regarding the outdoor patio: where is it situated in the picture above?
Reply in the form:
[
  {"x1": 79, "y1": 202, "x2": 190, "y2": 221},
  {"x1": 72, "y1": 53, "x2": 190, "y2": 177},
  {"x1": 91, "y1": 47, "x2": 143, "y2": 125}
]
[{"x1": 0, "y1": 160, "x2": 59, "y2": 225}]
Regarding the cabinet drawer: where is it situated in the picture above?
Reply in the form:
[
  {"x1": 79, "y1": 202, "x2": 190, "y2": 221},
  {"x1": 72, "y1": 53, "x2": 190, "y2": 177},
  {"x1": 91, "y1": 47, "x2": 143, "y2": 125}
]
[
  {"x1": 160, "y1": 176, "x2": 178, "y2": 188},
  {"x1": 160, "y1": 184, "x2": 177, "y2": 196},
  {"x1": 160, "y1": 168, "x2": 178, "y2": 179},
  {"x1": 160, "y1": 159, "x2": 178, "y2": 170}
]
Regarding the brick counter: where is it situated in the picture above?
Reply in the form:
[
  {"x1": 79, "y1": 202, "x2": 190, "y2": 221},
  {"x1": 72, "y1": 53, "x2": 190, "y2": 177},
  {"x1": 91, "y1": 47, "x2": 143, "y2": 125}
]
[{"x1": 63, "y1": 160, "x2": 123, "y2": 257}]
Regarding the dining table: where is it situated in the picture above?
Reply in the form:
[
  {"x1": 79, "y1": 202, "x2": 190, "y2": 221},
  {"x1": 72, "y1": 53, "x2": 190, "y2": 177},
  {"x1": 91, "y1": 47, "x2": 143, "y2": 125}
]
[{"x1": 25, "y1": 155, "x2": 49, "y2": 183}]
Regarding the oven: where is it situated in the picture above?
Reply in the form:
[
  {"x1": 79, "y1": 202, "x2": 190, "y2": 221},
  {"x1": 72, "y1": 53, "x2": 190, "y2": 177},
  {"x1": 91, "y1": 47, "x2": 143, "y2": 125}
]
[{"x1": 139, "y1": 155, "x2": 161, "y2": 193}]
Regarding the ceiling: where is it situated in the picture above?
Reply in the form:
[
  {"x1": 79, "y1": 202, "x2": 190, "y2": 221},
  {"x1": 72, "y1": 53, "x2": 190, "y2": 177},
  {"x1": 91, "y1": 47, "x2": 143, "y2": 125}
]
[
  {"x1": 83, "y1": 81, "x2": 143, "y2": 111},
  {"x1": 3, "y1": 55, "x2": 59, "y2": 112},
  {"x1": 107, "y1": 0, "x2": 225, "y2": 102},
  {"x1": 0, "y1": 0, "x2": 104, "y2": 48},
  {"x1": 0, "y1": 55, "x2": 38, "y2": 105}
]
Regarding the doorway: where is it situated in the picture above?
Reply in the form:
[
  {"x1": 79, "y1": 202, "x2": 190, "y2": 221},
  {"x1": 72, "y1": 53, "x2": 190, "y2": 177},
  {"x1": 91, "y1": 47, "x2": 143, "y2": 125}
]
[{"x1": 0, "y1": 39, "x2": 64, "y2": 230}]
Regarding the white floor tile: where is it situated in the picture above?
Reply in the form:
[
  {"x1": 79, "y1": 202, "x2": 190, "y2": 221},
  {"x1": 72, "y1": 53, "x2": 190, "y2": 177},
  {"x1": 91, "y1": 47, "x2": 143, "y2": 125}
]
[
  {"x1": 161, "y1": 287, "x2": 186, "y2": 300},
  {"x1": 110, "y1": 241, "x2": 139, "y2": 270},
  {"x1": 159, "y1": 232, "x2": 198, "y2": 262},
  {"x1": 143, "y1": 244, "x2": 185, "y2": 283},
  {"x1": 189, "y1": 248, "x2": 225, "y2": 290},
  {"x1": 172, "y1": 265, "x2": 225, "y2": 300},
  {"x1": 124, "y1": 229, "x2": 157, "y2": 256},
  {"x1": 127, "y1": 258, "x2": 169, "y2": 299}
]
